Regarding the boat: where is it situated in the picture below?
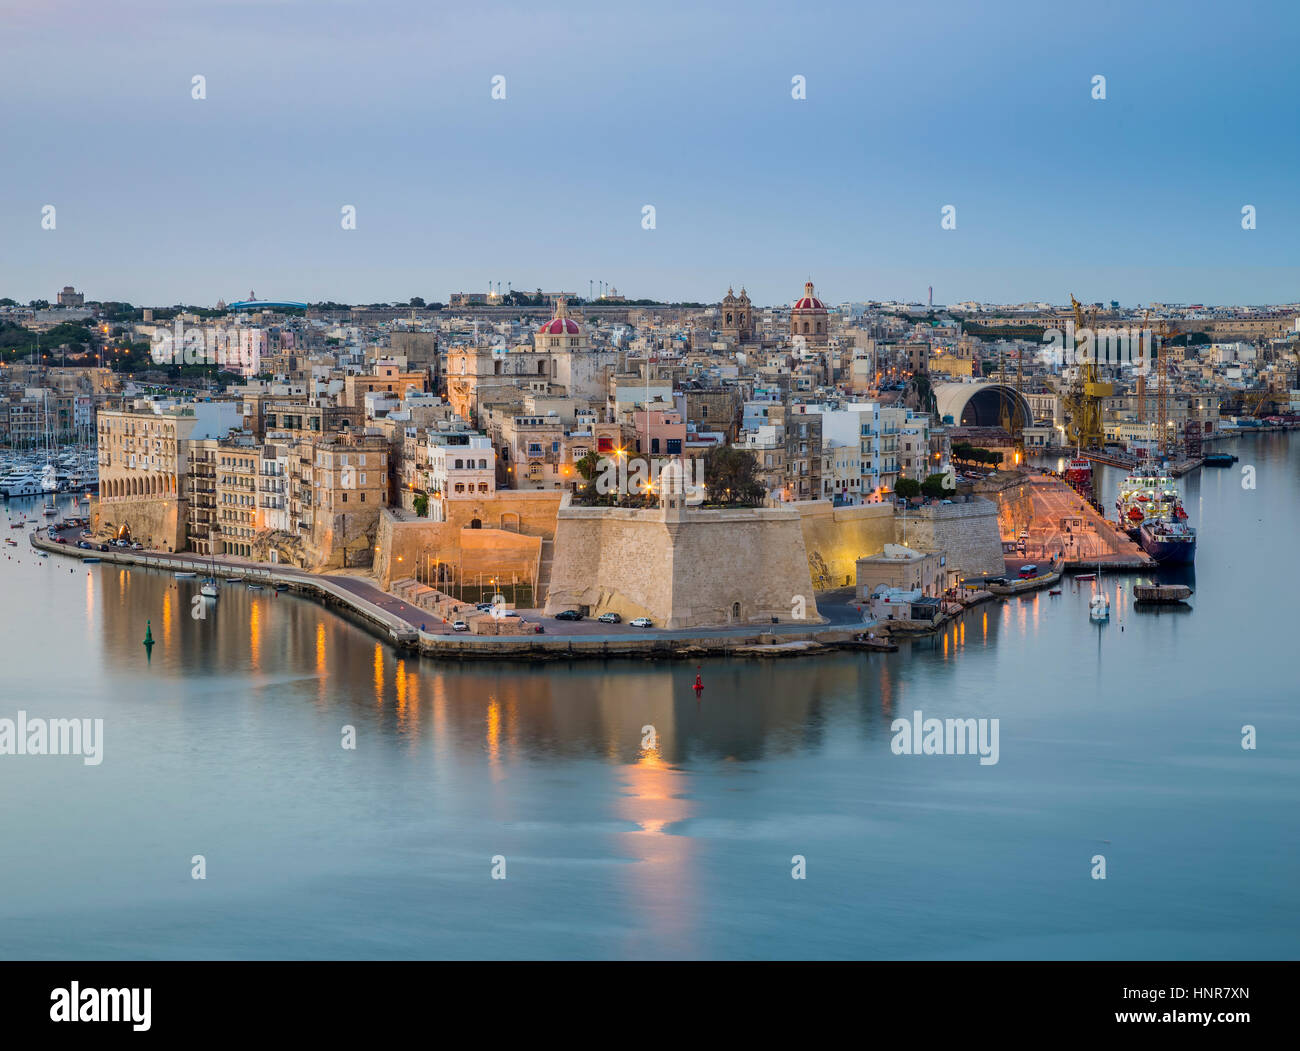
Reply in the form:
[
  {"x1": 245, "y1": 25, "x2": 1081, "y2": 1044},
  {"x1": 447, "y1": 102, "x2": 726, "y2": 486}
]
[
  {"x1": 174, "y1": 571, "x2": 197, "y2": 580},
  {"x1": 1089, "y1": 594, "x2": 1110, "y2": 621},
  {"x1": 225, "y1": 577, "x2": 242, "y2": 584},
  {"x1": 1075, "y1": 573, "x2": 1096, "y2": 581},
  {"x1": 1137, "y1": 517, "x2": 1197, "y2": 564},
  {"x1": 82, "y1": 557, "x2": 101, "y2": 564},
  {"x1": 9, "y1": 521, "x2": 24, "y2": 528},
  {"x1": 37, "y1": 551, "x2": 48, "y2": 558},
  {"x1": 1116, "y1": 463, "x2": 1197, "y2": 563},
  {"x1": 1134, "y1": 583, "x2": 1192, "y2": 604},
  {"x1": 1203, "y1": 453, "x2": 1237, "y2": 466},
  {"x1": 273, "y1": 582, "x2": 289, "y2": 592},
  {"x1": 246, "y1": 582, "x2": 264, "y2": 591},
  {"x1": 4, "y1": 538, "x2": 15, "y2": 547},
  {"x1": 200, "y1": 579, "x2": 219, "y2": 598},
  {"x1": 41, "y1": 505, "x2": 57, "y2": 516},
  {"x1": 1048, "y1": 588, "x2": 1061, "y2": 595}
]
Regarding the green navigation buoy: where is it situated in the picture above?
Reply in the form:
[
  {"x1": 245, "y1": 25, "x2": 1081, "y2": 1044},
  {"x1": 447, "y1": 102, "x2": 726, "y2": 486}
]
[{"x1": 143, "y1": 619, "x2": 155, "y2": 650}]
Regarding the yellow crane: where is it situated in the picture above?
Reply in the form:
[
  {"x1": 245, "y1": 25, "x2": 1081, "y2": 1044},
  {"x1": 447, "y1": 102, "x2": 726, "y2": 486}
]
[{"x1": 1063, "y1": 294, "x2": 1113, "y2": 450}]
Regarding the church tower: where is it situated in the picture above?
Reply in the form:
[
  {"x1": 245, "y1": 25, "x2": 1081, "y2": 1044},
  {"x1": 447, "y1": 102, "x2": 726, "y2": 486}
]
[
  {"x1": 791, "y1": 280, "x2": 829, "y2": 347},
  {"x1": 720, "y1": 286, "x2": 753, "y2": 343}
]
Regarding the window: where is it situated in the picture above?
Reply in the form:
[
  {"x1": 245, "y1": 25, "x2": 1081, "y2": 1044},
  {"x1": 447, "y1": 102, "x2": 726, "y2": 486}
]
[{"x1": 454, "y1": 459, "x2": 464, "y2": 469}]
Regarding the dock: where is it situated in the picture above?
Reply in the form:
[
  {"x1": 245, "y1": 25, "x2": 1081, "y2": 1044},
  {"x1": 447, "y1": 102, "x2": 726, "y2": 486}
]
[{"x1": 1012, "y1": 475, "x2": 1155, "y2": 570}]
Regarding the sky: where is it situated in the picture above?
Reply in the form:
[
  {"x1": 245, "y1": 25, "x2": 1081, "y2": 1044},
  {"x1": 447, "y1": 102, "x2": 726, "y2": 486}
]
[{"x1": 2, "y1": 0, "x2": 1298, "y2": 308}]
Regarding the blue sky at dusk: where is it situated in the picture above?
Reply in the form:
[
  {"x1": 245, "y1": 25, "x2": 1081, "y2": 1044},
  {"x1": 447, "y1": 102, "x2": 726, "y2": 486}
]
[{"x1": 2, "y1": 0, "x2": 1298, "y2": 307}]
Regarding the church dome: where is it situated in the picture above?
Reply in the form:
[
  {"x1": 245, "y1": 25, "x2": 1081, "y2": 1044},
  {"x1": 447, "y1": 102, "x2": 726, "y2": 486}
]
[
  {"x1": 537, "y1": 296, "x2": 580, "y2": 335},
  {"x1": 793, "y1": 281, "x2": 826, "y2": 311}
]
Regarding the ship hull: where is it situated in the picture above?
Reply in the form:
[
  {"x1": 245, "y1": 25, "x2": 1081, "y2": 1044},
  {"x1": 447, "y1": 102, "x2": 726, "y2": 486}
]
[{"x1": 1138, "y1": 527, "x2": 1197, "y2": 564}]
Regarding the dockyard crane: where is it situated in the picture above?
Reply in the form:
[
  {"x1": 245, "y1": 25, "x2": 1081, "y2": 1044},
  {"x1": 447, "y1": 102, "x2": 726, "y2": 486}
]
[
  {"x1": 1135, "y1": 310, "x2": 1151, "y2": 425},
  {"x1": 1063, "y1": 294, "x2": 1113, "y2": 451}
]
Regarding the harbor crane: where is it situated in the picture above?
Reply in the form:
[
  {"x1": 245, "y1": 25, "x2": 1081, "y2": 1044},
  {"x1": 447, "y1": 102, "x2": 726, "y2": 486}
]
[{"x1": 1063, "y1": 294, "x2": 1113, "y2": 451}]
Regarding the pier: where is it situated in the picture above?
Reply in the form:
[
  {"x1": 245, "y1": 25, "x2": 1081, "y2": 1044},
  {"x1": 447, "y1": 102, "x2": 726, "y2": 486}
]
[{"x1": 1008, "y1": 475, "x2": 1155, "y2": 571}]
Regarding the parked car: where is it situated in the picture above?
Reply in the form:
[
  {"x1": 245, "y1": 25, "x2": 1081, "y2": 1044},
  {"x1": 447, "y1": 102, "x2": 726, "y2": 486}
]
[
  {"x1": 79, "y1": 530, "x2": 92, "y2": 539},
  {"x1": 555, "y1": 609, "x2": 583, "y2": 621},
  {"x1": 98, "y1": 543, "x2": 110, "y2": 552},
  {"x1": 131, "y1": 542, "x2": 144, "y2": 550},
  {"x1": 55, "y1": 536, "x2": 67, "y2": 544},
  {"x1": 475, "y1": 603, "x2": 494, "y2": 612},
  {"x1": 630, "y1": 617, "x2": 653, "y2": 628},
  {"x1": 533, "y1": 624, "x2": 545, "y2": 634},
  {"x1": 451, "y1": 621, "x2": 469, "y2": 632},
  {"x1": 76, "y1": 540, "x2": 92, "y2": 549},
  {"x1": 597, "y1": 612, "x2": 621, "y2": 624}
]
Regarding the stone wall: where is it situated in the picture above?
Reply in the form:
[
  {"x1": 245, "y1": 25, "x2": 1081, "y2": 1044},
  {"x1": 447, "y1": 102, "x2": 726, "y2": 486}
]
[
  {"x1": 897, "y1": 497, "x2": 1004, "y2": 578},
  {"x1": 796, "y1": 502, "x2": 897, "y2": 589},
  {"x1": 92, "y1": 497, "x2": 187, "y2": 552},
  {"x1": 545, "y1": 503, "x2": 824, "y2": 629}
]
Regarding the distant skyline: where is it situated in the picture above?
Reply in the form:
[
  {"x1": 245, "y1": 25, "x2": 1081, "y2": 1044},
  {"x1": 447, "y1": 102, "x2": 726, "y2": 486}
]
[{"x1": 3, "y1": 0, "x2": 1298, "y2": 307}]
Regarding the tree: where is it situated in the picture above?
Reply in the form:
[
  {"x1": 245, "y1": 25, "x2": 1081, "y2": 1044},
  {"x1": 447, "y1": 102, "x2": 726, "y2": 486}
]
[
  {"x1": 894, "y1": 477, "x2": 921, "y2": 501},
  {"x1": 412, "y1": 493, "x2": 429, "y2": 517},
  {"x1": 920, "y1": 473, "x2": 950, "y2": 499},
  {"x1": 703, "y1": 446, "x2": 765, "y2": 505},
  {"x1": 409, "y1": 297, "x2": 426, "y2": 308}
]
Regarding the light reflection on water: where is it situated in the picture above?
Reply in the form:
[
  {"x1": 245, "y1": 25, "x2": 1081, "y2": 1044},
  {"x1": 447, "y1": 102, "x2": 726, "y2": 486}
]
[{"x1": 0, "y1": 435, "x2": 1297, "y2": 960}]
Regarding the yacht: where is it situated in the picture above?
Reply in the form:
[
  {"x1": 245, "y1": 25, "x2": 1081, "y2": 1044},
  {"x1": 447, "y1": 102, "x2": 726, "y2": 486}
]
[{"x1": 2, "y1": 475, "x2": 43, "y2": 498}]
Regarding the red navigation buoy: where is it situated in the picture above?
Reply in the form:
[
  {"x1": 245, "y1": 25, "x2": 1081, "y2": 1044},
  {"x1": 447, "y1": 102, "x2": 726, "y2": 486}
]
[{"x1": 693, "y1": 666, "x2": 704, "y2": 695}]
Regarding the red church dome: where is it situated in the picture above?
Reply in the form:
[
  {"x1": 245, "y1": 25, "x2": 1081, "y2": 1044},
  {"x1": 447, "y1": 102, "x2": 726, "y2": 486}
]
[
  {"x1": 537, "y1": 296, "x2": 580, "y2": 335},
  {"x1": 793, "y1": 281, "x2": 826, "y2": 311},
  {"x1": 537, "y1": 317, "x2": 580, "y2": 335}
]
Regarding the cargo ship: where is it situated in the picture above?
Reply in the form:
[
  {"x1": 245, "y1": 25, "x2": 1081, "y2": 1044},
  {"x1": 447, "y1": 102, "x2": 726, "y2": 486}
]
[{"x1": 1116, "y1": 465, "x2": 1197, "y2": 563}]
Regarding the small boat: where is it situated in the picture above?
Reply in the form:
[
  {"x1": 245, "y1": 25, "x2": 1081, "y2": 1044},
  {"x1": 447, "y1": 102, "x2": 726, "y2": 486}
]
[
  {"x1": 1203, "y1": 453, "x2": 1237, "y2": 466},
  {"x1": 37, "y1": 551, "x2": 48, "y2": 558},
  {"x1": 174, "y1": 571, "x2": 197, "y2": 580},
  {"x1": 200, "y1": 578, "x2": 219, "y2": 599},
  {"x1": 4, "y1": 538, "x2": 15, "y2": 547},
  {"x1": 246, "y1": 582, "x2": 263, "y2": 591},
  {"x1": 82, "y1": 557, "x2": 101, "y2": 564},
  {"x1": 1048, "y1": 588, "x2": 1061, "y2": 595},
  {"x1": 42, "y1": 506, "x2": 57, "y2": 516},
  {"x1": 225, "y1": 577, "x2": 242, "y2": 584},
  {"x1": 1089, "y1": 594, "x2": 1110, "y2": 621},
  {"x1": 273, "y1": 582, "x2": 289, "y2": 592},
  {"x1": 1075, "y1": 573, "x2": 1096, "y2": 581},
  {"x1": 9, "y1": 522, "x2": 24, "y2": 529}
]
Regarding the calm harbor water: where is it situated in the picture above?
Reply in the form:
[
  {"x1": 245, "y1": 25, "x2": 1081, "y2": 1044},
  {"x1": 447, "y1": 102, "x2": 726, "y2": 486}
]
[{"x1": 1, "y1": 434, "x2": 1297, "y2": 960}]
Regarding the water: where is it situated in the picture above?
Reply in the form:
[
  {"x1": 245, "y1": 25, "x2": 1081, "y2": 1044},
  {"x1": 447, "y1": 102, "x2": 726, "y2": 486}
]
[{"x1": 1, "y1": 435, "x2": 1297, "y2": 959}]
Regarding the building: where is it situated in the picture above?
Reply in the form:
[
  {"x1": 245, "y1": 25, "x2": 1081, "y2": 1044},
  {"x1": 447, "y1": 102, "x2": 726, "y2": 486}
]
[
  {"x1": 57, "y1": 286, "x2": 84, "y2": 308},
  {"x1": 720, "y1": 287, "x2": 754, "y2": 343},
  {"x1": 791, "y1": 280, "x2": 829, "y2": 347}
]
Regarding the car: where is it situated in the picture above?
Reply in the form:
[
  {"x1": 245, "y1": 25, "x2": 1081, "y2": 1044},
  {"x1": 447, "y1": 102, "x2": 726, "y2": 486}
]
[
  {"x1": 475, "y1": 603, "x2": 494, "y2": 612},
  {"x1": 597, "y1": 612, "x2": 621, "y2": 624},
  {"x1": 115, "y1": 539, "x2": 130, "y2": 548},
  {"x1": 131, "y1": 542, "x2": 144, "y2": 550},
  {"x1": 76, "y1": 540, "x2": 92, "y2": 549},
  {"x1": 98, "y1": 543, "x2": 110, "y2": 552},
  {"x1": 451, "y1": 621, "x2": 469, "y2": 632},
  {"x1": 555, "y1": 609, "x2": 583, "y2": 621},
  {"x1": 55, "y1": 536, "x2": 67, "y2": 544},
  {"x1": 79, "y1": 530, "x2": 92, "y2": 539},
  {"x1": 630, "y1": 617, "x2": 653, "y2": 628}
]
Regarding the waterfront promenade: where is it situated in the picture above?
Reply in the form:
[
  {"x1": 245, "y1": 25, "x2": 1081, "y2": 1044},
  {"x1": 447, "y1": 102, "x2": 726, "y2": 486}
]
[{"x1": 28, "y1": 525, "x2": 880, "y2": 659}]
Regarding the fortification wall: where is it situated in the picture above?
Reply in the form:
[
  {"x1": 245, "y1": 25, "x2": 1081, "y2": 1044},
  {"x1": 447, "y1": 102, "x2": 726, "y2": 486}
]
[
  {"x1": 900, "y1": 498, "x2": 1004, "y2": 578},
  {"x1": 545, "y1": 505, "x2": 823, "y2": 629},
  {"x1": 796, "y1": 501, "x2": 897, "y2": 589},
  {"x1": 92, "y1": 497, "x2": 187, "y2": 552}
]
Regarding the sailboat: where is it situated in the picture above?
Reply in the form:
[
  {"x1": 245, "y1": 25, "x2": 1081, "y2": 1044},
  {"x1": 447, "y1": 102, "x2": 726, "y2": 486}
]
[
  {"x1": 200, "y1": 541, "x2": 219, "y2": 599},
  {"x1": 1087, "y1": 559, "x2": 1108, "y2": 620},
  {"x1": 40, "y1": 394, "x2": 58, "y2": 517}
]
